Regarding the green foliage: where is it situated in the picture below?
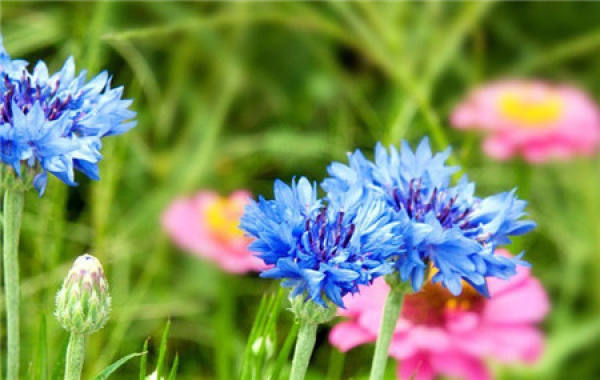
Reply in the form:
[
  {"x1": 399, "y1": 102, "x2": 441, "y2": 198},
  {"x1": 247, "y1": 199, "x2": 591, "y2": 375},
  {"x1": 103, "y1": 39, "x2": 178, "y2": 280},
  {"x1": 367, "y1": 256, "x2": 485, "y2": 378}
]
[
  {"x1": 139, "y1": 338, "x2": 150, "y2": 380},
  {"x1": 240, "y1": 289, "x2": 285, "y2": 380},
  {"x1": 30, "y1": 315, "x2": 48, "y2": 380},
  {"x1": 92, "y1": 352, "x2": 146, "y2": 380},
  {"x1": 155, "y1": 320, "x2": 171, "y2": 379},
  {"x1": 167, "y1": 355, "x2": 179, "y2": 380},
  {"x1": 1, "y1": 1, "x2": 600, "y2": 379},
  {"x1": 137, "y1": 321, "x2": 179, "y2": 380},
  {"x1": 50, "y1": 336, "x2": 69, "y2": 380}
]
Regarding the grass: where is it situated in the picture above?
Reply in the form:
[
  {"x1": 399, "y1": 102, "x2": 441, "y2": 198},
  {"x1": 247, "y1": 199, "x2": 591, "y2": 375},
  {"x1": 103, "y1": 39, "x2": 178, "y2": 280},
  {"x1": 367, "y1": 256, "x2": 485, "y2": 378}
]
[{"x1": 1, "y1": 1, "x2": 600, "y2": 379}]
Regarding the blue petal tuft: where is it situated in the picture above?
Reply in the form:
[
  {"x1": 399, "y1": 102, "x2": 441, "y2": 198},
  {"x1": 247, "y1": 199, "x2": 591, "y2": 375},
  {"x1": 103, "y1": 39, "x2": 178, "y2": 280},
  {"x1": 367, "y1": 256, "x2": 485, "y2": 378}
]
[
  {"x1": 240, "y1": 177, "x2": 400, "y2": 307},
  {"x1": 323, "y1": 138, "x2": 536, "y2": 296},
  {"x1": 0, "y1": 34, "x2": 135, "y2": 195}
]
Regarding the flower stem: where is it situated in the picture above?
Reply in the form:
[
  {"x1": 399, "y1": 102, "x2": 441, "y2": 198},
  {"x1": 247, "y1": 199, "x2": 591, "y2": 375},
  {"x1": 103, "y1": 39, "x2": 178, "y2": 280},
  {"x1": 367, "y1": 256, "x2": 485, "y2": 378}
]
[
  {"x1": 289, "y1": 321, "x2": 318, "y2": 380},
  {"x1": 3, "y1": 189, "x2": 24, "y2": 380},
  {"x1": 369, "y1": 286, "x2": 406, "y2": 380},
  {"x1": 65, "y1": 333, "x2": 86, "y2": 380}
]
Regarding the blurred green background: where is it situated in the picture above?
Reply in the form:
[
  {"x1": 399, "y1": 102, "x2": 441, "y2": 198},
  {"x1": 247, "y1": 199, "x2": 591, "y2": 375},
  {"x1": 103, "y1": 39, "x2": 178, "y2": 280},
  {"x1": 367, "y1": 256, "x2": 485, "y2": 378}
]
[{"x1": 2, "y1": 1, "x2": 600, "y2": 379}]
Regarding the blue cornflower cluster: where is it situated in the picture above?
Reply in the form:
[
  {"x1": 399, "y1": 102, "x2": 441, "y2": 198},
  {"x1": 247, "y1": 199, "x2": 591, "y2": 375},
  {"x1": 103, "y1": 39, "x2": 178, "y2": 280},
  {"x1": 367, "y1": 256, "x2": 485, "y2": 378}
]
[
  {"x1": 323, "y1": 138, "x2": 536, "y2": 297},
  {"x1": 240, "y1": 177, "x2": 401, "y2": 307},
  {"x1": 241, "y1": 138, "x2": 535, "y2": 307},
  {"x1": 0, "y1": 35, "x2": 135, "y2": 195}
]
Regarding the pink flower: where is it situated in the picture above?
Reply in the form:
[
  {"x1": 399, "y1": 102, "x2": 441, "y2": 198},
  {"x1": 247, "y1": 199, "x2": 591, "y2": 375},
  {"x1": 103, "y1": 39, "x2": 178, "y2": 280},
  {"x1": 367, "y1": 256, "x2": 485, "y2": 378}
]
[
  {"x1": 162, "y1": 190, "x2": 266, "y2": 274},
  {"x1": 329, "y1": 249, "x2": 549, "y2": 380},
  {"x1": 450, "y1": 79, "x2": 600, "y2": 162}
]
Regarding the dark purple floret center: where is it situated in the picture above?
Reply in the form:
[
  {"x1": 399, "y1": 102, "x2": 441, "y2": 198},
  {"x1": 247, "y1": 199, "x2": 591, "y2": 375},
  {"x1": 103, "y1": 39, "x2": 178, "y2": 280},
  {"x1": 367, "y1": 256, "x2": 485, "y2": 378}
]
[
  {"x1": 392, "y1": 178, "x2": 474, "y2": 230},
  {"x1": 297, "y1": 207, "x2": 356, "y2": 263},
  {"x1": 0, "y1": 73, "x2": 76, "y2": 126}
]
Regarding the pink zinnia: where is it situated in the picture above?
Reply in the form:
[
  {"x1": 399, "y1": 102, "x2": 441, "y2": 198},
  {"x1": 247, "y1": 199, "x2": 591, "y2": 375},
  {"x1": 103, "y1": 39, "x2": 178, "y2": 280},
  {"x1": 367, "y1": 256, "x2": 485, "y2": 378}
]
[
  {"x1": 329, "y1": 249, "x2": 549, "y2": 380},
  {"x1": 451, "y1": 79, "x2": 600, "y2": 162},
  {"x1": 162, "y1": 190, "x2": 265, "y2": 274}
]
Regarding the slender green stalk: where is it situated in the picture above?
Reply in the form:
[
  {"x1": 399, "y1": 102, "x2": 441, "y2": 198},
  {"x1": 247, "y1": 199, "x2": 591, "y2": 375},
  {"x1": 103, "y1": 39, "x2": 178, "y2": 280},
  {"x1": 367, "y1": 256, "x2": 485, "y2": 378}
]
[
  {"x1": 3, "y1": 188, "x2": 24, "y2": 380},
  {"x1": 289, "y1": 321, "x2": 318, "y2": 380},
  {"x1": 369, "y1": 287, "x2": 406, "y2": 380},
  {"x1": 64, "y1": 333, "x2": 86, "y2": 380}
]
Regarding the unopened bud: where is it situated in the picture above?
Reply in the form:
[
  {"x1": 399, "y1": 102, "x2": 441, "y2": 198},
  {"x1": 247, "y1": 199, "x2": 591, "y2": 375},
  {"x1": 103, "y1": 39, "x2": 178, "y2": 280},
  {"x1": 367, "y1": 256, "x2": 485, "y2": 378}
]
[
  {"x1": 55, "y1": 254, "x2": 111, "y2": 335},
  {"x1": 290, "y1": 295, "x2": 336, "y2": 325}
]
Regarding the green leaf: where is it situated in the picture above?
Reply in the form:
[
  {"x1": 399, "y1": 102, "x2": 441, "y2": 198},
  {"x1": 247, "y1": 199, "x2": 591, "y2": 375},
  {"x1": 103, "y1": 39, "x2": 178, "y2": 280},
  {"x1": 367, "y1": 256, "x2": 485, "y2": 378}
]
[
  {"x1": 325, "y1": 348, "x2": 346, "y2": 380},
  {"x1": 92, "y1": 351, "x2": 146, "y2": 380},
  {"x1": 240, "y1": 288, "x2": 286, "y2": 380},
  {"x1": 253, "y1": 288, "x2": 284, "y2": 379},
  {"x1": 240, "y1": 295, "x2": 269, "y2": 380},
  {"x1": 156, "y1": 319, "x2": 171, "y2": 378},
  {"x1": 167, "y1": 354, "x2": 179, "y2": 380},
  {"x1": 33, "y1": 314, "x2": 48, "y2": 380},
  {"x1": 50, "y1": 334, "x2": 69, "y2": 380},
  {"x1": 215, "y1": 273, "x2": 235, "y2": 380},
  {"x1": 269, "y1": 323, "x2": 299, "y2": 380},
  {"x1": 139, "y1": 338, "x2": 150, "y2": 380}
]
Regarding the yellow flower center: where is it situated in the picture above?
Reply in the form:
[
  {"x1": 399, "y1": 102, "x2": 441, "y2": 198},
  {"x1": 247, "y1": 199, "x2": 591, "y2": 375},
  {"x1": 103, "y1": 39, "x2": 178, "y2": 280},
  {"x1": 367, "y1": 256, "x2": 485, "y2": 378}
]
[
  {"x1": 498, "y1": 88, "x2": 564, "y2": 127},
  {"x1": 402, "y1": 280, "x2": 484, "y2": 326},
  {"x1": 205, "y1": 196, "x2": 246, "y2": 241}
]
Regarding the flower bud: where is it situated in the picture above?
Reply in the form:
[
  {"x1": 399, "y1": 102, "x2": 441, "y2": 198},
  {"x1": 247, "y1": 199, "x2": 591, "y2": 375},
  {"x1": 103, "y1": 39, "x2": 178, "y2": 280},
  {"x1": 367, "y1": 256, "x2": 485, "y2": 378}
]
[
  {"x1": 55, "y1": 254, "x2": 111, "y2": 335},
  {"x1": 290, "y1": 295, "x2": 337, "y2": 325}
]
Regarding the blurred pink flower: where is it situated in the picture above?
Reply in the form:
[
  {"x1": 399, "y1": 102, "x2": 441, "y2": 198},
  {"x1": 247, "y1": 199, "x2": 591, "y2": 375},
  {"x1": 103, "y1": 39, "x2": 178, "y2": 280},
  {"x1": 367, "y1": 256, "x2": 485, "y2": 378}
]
[
  {"x1": 329, "y1": 249, "x2": 549, "y2": 380},
  {"x1": 162, "y1": 190, "x2": 265, "y2": 274},
  {"x1": 450, "y1": 79, "x2": 600, "y2": 162}
]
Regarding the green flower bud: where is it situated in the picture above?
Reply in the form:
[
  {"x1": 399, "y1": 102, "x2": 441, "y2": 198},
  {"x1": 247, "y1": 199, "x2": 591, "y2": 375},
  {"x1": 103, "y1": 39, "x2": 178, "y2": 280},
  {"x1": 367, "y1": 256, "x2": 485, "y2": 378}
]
[
  {"x1": 290, "y1": 295, "x2": 337, "y2": 325},
  {"x1": 0, "y1": 166, "x2": 35, "y2": 192},
  {"x1": 55, "y1": 254, "x2": 111, "y2": 335}
]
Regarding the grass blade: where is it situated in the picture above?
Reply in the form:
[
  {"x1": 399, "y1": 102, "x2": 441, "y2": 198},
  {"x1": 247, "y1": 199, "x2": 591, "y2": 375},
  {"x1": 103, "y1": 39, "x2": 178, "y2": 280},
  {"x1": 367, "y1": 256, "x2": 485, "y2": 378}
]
[
  {"x1": 50, "y1": 335, "x2": 69, "y2": 380},
  {"x1": 269, "y1": 322, "x2": 299, "y2": 380},
  {"x1": 167, "y1": 354, "x2": 179, "y2": 380},
  {"x1": 92, "y1": 352, "x2": 146, "y2": 380},
  {"x1": 139, "y1": 338, "x2": 150, "y2": 380},
  {"x1": 34, "y1": 314, "x2": 48, "y2": 380},
  {"x1": 156, "y1": 319, "x2": 171, "y2": 378},
  {"x1": 240, "y1": 295, "x2": 269, "y2": 380},
  {"x1": 325, "y1": 349, "x2": 345, "y2": 380}
]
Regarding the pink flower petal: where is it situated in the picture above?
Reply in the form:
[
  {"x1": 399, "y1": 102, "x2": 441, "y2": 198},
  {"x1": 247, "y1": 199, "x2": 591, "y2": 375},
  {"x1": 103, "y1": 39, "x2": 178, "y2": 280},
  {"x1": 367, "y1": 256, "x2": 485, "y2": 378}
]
[
  {"x1": 477, "y1": 325, "x2": 545, "y2": 362},
  {"x1": 397, "y1": 353, "x2": 435, "y2": 380},
  {"x1": 328, "y1": 322, "x2": 375, "y2": 352},
  {"x1": 484, "y1": 277, "x2": 550, "y2": 324},
  {"x1": 330, "y1": 249, "x2": 549, "y2": 379},
  {"x1": 162, "y1": 190, "x2": 264, "y2": 274},
  {"x1": 482, "y1": 135, "x2": 516, "y2": 160},
  {"x1": 430, "y1": 351, "x2": 491, "y2": 380},
  {"x1": 450, "y1": 79, "x2": 600, "y2": 162}
]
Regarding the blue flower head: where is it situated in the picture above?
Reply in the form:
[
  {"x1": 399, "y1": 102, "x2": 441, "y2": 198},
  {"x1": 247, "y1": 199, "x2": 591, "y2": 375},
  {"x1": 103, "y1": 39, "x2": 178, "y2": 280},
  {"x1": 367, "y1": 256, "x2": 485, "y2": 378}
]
[
  {"x1": 323, "y1": 138, "x2": 536, "y2": 297},
  {"x1": 240, "y1": 177, "x2": 400, "y2": 308},
  {"x1": 0, "y1": 35, "x2": 136, "y2": 195}
]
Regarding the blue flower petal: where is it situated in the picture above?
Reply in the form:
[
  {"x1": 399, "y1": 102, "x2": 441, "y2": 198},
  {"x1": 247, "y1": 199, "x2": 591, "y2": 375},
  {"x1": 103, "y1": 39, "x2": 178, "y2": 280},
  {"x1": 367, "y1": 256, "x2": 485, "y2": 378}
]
[
  {"x1": 0, "y1": 35, "x2": 135, "y2": 195},
  {"x1": 322, "y1": 138, "x2": 535, "y2": 296}
]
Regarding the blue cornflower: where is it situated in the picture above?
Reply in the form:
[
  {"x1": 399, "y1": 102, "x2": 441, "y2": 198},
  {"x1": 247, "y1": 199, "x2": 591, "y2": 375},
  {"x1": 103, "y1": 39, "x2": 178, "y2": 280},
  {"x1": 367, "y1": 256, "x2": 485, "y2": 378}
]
[
  {"x1": 0, "y1": 36, "x2": 135, "y2": 195},
  {"x1": 240, "y1": 177, "x2": 400, "y2": 307},
  {"x1": 323, "y1": 138, "x2": 536, "y2": 297}
]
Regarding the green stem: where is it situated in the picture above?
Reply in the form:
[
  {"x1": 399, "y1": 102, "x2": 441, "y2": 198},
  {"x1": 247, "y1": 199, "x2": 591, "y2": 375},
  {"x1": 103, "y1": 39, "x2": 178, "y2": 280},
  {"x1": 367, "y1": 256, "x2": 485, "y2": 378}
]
[
  {"x1": 369, "y1": 287, "x2": 406, "y2": 380},
  {"x1": 289, "y1": 321, "x2": 318, "y2": 380},
  {"x1": 3, "y1": 189, "x2": 24, "y2": 380},
  {"x1": 65, "y1": 333, "x2": 86, "y2": 380}
]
